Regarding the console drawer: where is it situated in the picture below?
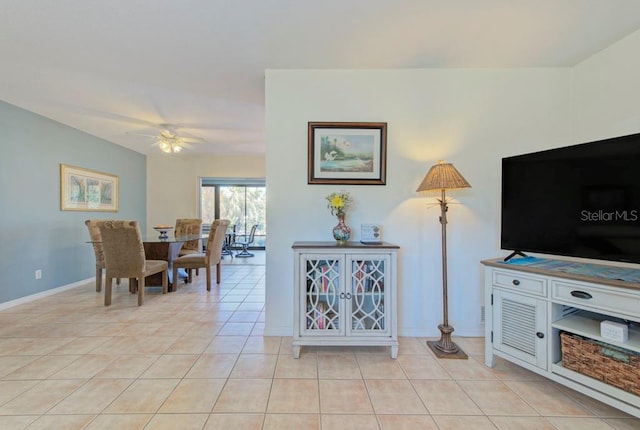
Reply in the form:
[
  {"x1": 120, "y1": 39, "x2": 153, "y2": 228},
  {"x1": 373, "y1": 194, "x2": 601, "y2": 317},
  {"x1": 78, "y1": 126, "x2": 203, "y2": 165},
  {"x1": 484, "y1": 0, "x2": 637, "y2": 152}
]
[
  {"x1": 493, "y1": 270, "x2": 547, "y2": 296},
  {"x1": 551, "y1": 280, "x2": 640, "y2": 319}
]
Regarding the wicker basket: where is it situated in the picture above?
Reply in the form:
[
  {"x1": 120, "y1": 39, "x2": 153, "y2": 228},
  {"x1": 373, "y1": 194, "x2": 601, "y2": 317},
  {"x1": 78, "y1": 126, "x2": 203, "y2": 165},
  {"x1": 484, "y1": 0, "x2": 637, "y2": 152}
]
[{"x1": 560, "y1": 331, "x2": 640, "y2": 396}]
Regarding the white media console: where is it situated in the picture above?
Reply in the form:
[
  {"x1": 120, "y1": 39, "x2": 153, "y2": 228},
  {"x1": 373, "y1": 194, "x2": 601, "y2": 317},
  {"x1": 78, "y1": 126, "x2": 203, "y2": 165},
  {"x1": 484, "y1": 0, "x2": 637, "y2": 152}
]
[{"x1": 482, "y1": 257, "x2": 640, "y2": 418}]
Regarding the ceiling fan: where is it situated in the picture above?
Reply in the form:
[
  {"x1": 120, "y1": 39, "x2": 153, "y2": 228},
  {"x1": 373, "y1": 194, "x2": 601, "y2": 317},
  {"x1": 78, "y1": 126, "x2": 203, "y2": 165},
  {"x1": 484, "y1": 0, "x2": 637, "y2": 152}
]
[{"x1": 127, "y1": 124, "x2": 205, "y2": 154}]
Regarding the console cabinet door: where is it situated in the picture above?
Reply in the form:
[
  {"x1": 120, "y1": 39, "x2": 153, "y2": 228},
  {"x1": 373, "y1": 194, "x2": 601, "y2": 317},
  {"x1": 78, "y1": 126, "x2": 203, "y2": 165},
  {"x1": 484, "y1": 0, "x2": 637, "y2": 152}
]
[
  {"x1": 493, "y1": 289, "x2": 548, "y2": 370},
  {"x1": 347, "y1": 255, "x2": 391, "y2": 337},
  {"x1": 300, "y1": 254, "x2": 345, "y2": 336}
]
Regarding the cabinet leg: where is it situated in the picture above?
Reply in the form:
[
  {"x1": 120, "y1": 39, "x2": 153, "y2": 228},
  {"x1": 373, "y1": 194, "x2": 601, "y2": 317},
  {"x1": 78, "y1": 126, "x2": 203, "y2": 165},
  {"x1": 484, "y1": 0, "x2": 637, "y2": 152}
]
[
  {"x1": 390, "y1": 345, "x2": 398, "y2": 359},
  {"x1": 293, "y1": 345, "x2": 301, "y2": 359}
]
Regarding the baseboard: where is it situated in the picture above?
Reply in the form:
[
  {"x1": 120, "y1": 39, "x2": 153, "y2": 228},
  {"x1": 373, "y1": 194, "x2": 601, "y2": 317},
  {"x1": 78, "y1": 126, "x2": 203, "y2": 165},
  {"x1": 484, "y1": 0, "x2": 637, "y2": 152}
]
[{"x1": 0, "y1": 278, "x2": 93, "y2": 311}]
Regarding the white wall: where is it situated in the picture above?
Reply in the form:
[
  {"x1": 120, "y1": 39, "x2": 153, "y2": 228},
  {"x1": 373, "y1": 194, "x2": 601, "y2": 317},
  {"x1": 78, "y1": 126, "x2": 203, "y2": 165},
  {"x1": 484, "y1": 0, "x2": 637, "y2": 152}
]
[
  {"x1": 265, "y1": 68, "x2": 573, "y2": 337},
  {"x1": 572, "y1": 30, "x2": 640, "y2": 142},
  {"x1": 147, "y1": 154, "x2": 265, "y2": 235}
]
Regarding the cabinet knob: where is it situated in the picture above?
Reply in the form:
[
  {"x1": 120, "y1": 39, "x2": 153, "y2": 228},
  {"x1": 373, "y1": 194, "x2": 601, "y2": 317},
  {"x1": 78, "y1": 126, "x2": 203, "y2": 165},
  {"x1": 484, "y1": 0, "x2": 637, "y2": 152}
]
[
  {"x1": 536, "y1": 332, "x2": 544, "y2": 339},
  {"x1": 512, "y1": 279, "x2": 520, "y2": 286},
  {"x1": 570, "y1": 290, "x2": 593, "y2": 299}
]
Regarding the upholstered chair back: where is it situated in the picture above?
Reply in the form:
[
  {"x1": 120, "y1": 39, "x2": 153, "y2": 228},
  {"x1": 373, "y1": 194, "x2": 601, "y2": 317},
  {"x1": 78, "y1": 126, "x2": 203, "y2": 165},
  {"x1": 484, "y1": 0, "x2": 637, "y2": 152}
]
[
  {"x1": 85, "y1": 219, "x2": 105, "y2": 268},
  {"x1": 206, "y1": 219, "x2": 231, "y2": 265},
  {"x1": 175, "y1": 218, "x2": 202, "y2": 252},
  {"x1": 97, "y1": 220, "x2": 146, "y2": 278}
]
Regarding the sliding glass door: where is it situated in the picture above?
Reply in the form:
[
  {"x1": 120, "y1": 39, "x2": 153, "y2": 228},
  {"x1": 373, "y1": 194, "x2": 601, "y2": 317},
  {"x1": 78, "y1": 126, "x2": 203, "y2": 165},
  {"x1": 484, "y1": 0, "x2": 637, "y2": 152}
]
[{"x1": 201, "y1": 179, "x2": 266, "y2": 248}]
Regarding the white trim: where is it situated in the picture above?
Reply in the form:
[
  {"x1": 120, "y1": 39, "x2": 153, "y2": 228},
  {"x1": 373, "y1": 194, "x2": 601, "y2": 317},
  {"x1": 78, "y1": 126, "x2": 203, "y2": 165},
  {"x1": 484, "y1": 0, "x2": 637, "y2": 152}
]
[{"x1": 0, "y1": 278, "x2": 93, "y2": 311}]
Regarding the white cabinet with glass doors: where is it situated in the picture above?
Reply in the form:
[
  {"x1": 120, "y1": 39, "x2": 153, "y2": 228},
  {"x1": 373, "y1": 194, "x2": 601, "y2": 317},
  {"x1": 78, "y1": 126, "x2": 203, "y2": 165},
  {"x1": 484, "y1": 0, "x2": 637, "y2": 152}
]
[{"x1": 292, "y1": 241, "x2": 399, "y2": 358}]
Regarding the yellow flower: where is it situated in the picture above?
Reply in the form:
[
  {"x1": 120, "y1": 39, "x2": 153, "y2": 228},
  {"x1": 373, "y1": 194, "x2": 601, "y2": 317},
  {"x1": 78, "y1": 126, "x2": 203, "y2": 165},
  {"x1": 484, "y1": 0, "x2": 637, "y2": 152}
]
[
  {"x1": 326, "y1": 190, "x2": 352, "y2": 216},
  {"x1": 330, "y1": 195, "x2": 344, "y2": 208}
]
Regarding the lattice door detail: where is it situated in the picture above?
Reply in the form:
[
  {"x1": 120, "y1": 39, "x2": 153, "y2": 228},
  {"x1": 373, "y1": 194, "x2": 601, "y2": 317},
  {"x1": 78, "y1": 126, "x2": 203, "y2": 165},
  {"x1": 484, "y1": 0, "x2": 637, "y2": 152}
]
[
  {"x1": 351, "y1": 259, "x2": 386, "y2": 331},
  {"x1": 305, "y1": 258, "x2": 340, "y2": 331}
]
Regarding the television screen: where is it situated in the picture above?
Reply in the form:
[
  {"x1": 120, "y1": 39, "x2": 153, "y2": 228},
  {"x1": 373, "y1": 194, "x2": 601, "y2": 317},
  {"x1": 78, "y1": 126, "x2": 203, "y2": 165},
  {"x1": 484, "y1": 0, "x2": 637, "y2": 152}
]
[{"x1": 501, "y1": 132, "x2": 640, "y2": 263}]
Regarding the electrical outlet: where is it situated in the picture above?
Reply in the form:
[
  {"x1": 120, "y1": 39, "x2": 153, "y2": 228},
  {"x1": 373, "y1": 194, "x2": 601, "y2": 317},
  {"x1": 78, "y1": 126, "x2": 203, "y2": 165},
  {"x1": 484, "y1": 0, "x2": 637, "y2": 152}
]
[{"x1": 35, "y1": 269, "x2": 42, "y2": 280}]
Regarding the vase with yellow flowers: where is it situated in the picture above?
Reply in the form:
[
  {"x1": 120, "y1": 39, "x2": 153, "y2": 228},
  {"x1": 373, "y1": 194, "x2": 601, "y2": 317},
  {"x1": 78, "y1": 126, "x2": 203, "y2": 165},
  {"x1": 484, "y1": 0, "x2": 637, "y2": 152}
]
[{"x1": 326, "y1": 190, "x2": 353, "y2": 244}]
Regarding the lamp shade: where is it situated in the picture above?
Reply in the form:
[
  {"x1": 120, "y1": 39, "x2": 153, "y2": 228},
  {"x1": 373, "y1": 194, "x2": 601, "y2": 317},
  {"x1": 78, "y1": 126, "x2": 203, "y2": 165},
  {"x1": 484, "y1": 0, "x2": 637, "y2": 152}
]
[{"x1": 416, "y1": 160, "x2": 471, "y2": 192}]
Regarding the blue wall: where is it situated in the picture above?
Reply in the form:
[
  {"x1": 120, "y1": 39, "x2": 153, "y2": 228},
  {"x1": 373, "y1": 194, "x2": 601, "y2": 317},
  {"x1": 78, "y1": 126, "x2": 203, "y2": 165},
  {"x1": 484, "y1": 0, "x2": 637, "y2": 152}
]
[{"x1": 0, "y1": 101, "x2": 146, "y2": 303}]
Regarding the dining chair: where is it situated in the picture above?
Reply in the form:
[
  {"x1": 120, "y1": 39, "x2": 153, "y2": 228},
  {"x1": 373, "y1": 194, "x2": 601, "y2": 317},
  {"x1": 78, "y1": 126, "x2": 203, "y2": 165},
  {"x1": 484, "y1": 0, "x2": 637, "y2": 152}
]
[
  {"x1": 172, "y1": 219, "x2": 230, "y2": 291},
  {"x1": 175, "y1": 218, "x2": 203, "y2": 256},
  {"x1": 85, "y1": 219, "x2": 121, "y2": 292},
  {"x1": 97, "y1": 220, "x2": 168, "y2": 306}
]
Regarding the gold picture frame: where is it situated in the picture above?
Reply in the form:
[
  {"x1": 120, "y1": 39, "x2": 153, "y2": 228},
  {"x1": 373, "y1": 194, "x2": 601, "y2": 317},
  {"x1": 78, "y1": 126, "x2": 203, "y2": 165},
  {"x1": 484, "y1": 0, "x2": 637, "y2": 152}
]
[
  {"x1": 308, "y1": 121, "x2": 387, "y2": 185},
  {"x1": 60, "y1": 164, "x2": 119, "y2": 212}
]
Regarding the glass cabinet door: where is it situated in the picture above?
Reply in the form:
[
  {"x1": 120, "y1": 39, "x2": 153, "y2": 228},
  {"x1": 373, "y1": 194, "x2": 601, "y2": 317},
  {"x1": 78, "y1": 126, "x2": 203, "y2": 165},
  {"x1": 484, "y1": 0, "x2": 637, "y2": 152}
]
[
  {"x1": 302, "y1": 256, "x2": 343, "y2": 335},
  {"x1": 349, "y1": 256, "x2": 390, "y2": 335}
]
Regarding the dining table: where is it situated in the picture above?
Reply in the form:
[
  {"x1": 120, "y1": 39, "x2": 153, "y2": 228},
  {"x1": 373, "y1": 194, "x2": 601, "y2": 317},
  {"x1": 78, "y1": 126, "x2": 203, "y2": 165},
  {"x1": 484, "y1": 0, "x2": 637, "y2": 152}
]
[{"x1": 88, "y1": 233, "x2": 206, "y2": 291}]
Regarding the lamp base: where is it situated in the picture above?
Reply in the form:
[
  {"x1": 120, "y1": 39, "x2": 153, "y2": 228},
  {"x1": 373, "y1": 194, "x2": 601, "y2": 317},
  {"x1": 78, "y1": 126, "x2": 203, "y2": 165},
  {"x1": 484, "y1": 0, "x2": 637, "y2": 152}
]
[{"x1": 427, "y1": 324, "x2": 468, "y2": 359}]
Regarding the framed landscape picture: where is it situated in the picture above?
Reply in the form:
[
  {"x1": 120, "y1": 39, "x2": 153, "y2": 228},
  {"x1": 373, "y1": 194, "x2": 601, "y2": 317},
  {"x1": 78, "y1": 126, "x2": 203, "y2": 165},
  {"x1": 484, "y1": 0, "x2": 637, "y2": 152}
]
[
  {"x1": 60, "y1": 164, "x2": 118, "y2": 211},
  {"x1": 308, "y1": 121, "x2": 387, "y2": 185}
]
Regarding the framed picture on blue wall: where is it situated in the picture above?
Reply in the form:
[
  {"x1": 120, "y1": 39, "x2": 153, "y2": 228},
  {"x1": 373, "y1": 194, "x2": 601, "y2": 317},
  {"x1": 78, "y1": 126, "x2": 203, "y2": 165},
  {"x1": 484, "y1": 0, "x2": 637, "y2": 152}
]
[{"x1": 60, "y1": 164, "x2": 119, "y2": 211}]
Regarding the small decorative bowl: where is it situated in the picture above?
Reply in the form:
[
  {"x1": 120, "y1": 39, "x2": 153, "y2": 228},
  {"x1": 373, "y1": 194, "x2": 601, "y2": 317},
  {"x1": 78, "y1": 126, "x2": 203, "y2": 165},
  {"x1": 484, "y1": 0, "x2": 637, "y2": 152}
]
[{"x1": 153, "y1": 225, "x2": 173, "y2": 240}]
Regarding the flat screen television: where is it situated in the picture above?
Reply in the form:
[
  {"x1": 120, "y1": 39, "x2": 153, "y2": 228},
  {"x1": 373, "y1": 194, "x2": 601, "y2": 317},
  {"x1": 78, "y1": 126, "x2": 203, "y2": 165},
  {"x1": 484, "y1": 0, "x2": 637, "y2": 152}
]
[{"x1": 501, "y1": 132, "x2": 640, "y2": 263}]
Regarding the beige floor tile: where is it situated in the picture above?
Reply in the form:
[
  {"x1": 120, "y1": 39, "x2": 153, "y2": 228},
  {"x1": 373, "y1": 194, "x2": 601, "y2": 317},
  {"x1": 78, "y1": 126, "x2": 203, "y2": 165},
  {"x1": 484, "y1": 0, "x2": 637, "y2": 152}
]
[
  {"x1": 439, "y1": 357, "x2": 497, "y2": 380},
  {"x1": 230, "y1": 354, "x2": 277, "y2": 378},
  {"x1": 378, "y1": 414, "x2": 439, "y2": 430},
  {"x1": 185, "y1": 353, "x2": 238, "y2": 378},
  {"x1": 0, "y1": 380, "x2": 39, "y2": 406},
  {"x1": 218, "y1": 322, "x2": 254, "y2": 336},
  {"x1": 93, "y1": 355, "x2": 158, "y2": 379},
  {"x1": 263, "y1": 413, "x2": 320, "y2": 430},
  {"x1": 604, "y1": 418, "x2": 640, "y2": 429},
  {"x1": 144, "y1": 413, "x2": 209, "y2": 429},
  {"x1": 243, "y1": 336, "x2": 281, "y2": 354},
  {"x1": 366, "y1": 379, "x2": 428, "y2": 414},
  {"x1": 49, "y1": 379, "x2": 132, "y2": 414},
  {"x1": 504, "y1": 380, "x2": 593, "y2": 416},
  {"x1": 267, "y1": 379, "x2": 319, "y2": 413},
  {"x1": 103, "y1": 379, "x2": 179, "y2": 414},
  {"x1": 397, "y1": 337, "x2": 430, "y2": 355},
  {"x1": 357, "y1": 354, "x2": 407, "y2": 379},
  {"x1": 212, "y1": 379, "x2": 272, "y2": 413},
  {"x1": 0, "y1": 415, "x2": 37, "y2": 429},
  {"x1": 83, "y1": 413, "x2": 152, "y2": 430},
  {"x1": 158, "y1": 378, "x2": 225, "y2": 413},
  {"x1": 489, "y1": 357, "x2": 548, "y2": 381},
  {"x1": 165, "y1": 335, "x2": 214, "y2": 354},
  {"x1": 48, "y1": 336, "x2": 112, "y2": 355},
  {"x1": 204, "y1": 413, "x2": 264, "y2": 430},
  {"x1": 139, "y1": 354, "x2": 199, "y2": 379},
  {"x1": 490, "y1": 416, "x2": 556, "y2": 430},
  {"x1": 319, "y1": 379, "x2": 373, "y2": 414},
  {"x1": 433, "y1": 415, "x2": 500, "y2": 430},
  {"x1": 186, "y1": 322, "x2": 223, "y2": 337},
  {"x1": 274, "y1": 353, "x2": 318, "y2": 378},
  {"x1": 317, "y1": 353, "x2": 362, "y2": 379},
  {"x1": 412, "y1": 380, "x2": 483, "y2": 415},
  {"x1": 25, "y1": 414, "x2": 95, "y2": 430},
  {"x1": 557, "y1": 385, "x2": 635, "y2": 419},
  {"x1": 321, "y1": 414, "x2": 379, "y2": 430},
  {"x1": 0, "y1": 379, "x2": 85, "y2": 415},
  {"x1": 457, "y1": 380, "x2": 537, "y2": 416},
  {"x1": 50, "y1": 354, "x2": 118, "y2": 379},
  {"x1": 204, "y1": 335, "x2": 247, "y2": 353},
  {"x1": 398, "y1": 355, "x2": 451, "y2": 379},
  {"x1": 0, "y1": 356, "x2": 39, "y2": 378},
  {"x1": 545, "y1": 416, "x2": 617, "y2": 429},
  {"x1": 4, "y1": 355, "x2": 81, "y2": 379}
]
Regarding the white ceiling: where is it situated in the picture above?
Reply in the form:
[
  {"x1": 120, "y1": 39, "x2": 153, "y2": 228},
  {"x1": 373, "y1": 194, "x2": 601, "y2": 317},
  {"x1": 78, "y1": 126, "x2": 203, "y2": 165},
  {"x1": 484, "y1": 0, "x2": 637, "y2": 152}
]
[{"x1": 2, "y1": 0, "x2": 640, "y2": 156}]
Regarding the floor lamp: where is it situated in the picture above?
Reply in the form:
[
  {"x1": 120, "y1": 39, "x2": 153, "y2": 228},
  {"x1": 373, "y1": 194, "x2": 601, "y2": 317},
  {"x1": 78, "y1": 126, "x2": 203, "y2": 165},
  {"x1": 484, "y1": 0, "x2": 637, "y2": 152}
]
[{"x1": 417, "y1": 160, "x2": 471, "y2": 359}]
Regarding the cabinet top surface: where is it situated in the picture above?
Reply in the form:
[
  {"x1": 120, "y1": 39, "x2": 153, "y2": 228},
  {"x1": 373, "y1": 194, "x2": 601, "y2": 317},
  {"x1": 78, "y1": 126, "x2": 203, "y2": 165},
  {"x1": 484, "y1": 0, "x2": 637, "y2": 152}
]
[
  {"x1": 292, "y1": 241, "x2": 399, "y2": 250},
  {"x1": 482, "y1": 257, "x2": 640, "y2": 291}
]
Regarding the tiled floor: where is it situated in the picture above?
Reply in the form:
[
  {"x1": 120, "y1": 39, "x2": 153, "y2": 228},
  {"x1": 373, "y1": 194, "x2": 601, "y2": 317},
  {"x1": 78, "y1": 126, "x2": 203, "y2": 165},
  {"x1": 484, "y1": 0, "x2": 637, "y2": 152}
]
[{"x1": 0, "y1": 259, "x2": 638, "y2": 429}]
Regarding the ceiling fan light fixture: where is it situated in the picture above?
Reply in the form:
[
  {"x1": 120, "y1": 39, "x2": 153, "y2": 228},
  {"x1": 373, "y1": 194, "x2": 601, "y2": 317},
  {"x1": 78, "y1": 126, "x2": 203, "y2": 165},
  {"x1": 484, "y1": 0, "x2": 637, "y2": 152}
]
[{"x1": 157, "y1": 132, "x2": 184, "y2": 154}]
